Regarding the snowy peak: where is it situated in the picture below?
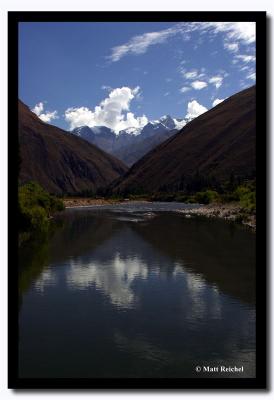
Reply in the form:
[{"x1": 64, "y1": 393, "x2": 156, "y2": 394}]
[
  {"x1": 159, "y1": 115, "x2": 176, "y2": 129},
  {"x1": 72, "y1": 115, "x2": 182, "y2": 139},
  {"x1": 71, "y1": 114, "x2": 183, "y2": 166}
]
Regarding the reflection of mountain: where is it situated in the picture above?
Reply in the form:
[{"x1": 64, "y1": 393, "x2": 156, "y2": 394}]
[
  {"x1": 19, "y1": 211, "x2": 256, "y2": 378},
  {"x1": 18, "y1": 213, "x2": 119, "y2": 298},
  {"x1": 19, "y1": 235, "x2": 50, "y2": 305},
  {"x1": 54, "y1": 219, "x2": 178, "y2": 308},
  {"x1": 49, "y1": 211, "x2": 120, "y2": 263},
  {"x1": 132, "y1": 214, "x2": 256, "y2": 304},
  {"x1": 21, "y1": 211, "x2": 255, "y2": 306}
]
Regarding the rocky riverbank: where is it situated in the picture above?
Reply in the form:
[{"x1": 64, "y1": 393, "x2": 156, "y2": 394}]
[
  {"x1": 63, "y1": 198, "x2": 256, "y2": 231},
  {"x1": 179, "y1": 203, "x2": 256, "y2": 231},
  {"x1": 63, "y1": 198, "x2": 119, "y2": 207}
]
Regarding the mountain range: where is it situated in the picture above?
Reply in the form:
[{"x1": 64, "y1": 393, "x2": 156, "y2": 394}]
[
  {"x1": 72, "y1": 115, "x2": 184, "y2": 166},
  {"x1": 114, "y1": 86, "x2": 256, "y2": 194},
  {"x1": 18, "y1": 100, "x2": 127, "y2": 195},
  {"x1": 18, "y1": 85, "x2": 255, "y2": 197}
]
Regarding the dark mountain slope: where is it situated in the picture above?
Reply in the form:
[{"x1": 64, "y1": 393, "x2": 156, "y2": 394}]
[
  {"x1": 113, "y1": 128, "x2": 178, "y2": 166},
  {"x1": 18, "y1": 100, "x2": 128, "y2": 195},
  {"x1": 115, "y1": 86, "x2": 256, "y2": 194}
]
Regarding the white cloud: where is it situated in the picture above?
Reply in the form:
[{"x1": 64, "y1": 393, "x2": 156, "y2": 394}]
[
  {"x1": 108, "y1": 26, "x2": 179, "y2": 62},
  {"x1": 32, "y1": 102, "x2": 44, "y2": 116},
  {"x1": 246, "y1": 72, "x2": 256, "y2": 81},
  {"x1": 235, "y1": 54, "x2": 256, "y2": 63},
  {"x1": 240, "y1": 65, "x2": 250, "y2": 72},
  {"x1": 32, "y1": 102, "x2": 58, "y2": 123},
  {"x1": 174, "y1": 119, "x2": 186, "y2": 129},
  {"x1": 224, "y1": 42, "x2": 239, "y2": 52},
  {"x1": 191, "y1": 81, "x2": 207, "y2": 90},
  {"x1": 209, "y1": 75, "x2": 223, "y2": 89},
  {"x1": 180, "y1": 66, "x2": 206, "y2": 81},
  {"x1": 65, "y1": 86, "x2": 148, "y2": 134},
  {"x1": 212, "y1": 98, "x2": 225, "y2": 107},
  {"x1": 185, "y1": 100, "x2": 208, "y2": 121},
  {"x1": 164, "y1": 92, "x2": 170, "y2": 96},
  {"x1": 205, "y1": 22, "x2": 255, "y2": 44},
  {"x1": 180, "y1": 86, "x2": 191, "y2": 93},
  {"x1": 39, "y1": 111, "x2": 58, "y2": 123},
  {"x1": 101, "y1": 85, "x2": 112, "y2": 91},
  {"x1": 183, "y1": 70, "x2": 198, "y2": 79},
  {"x1": 107, "y1": 22, "x2": 255, "y2": 62}
]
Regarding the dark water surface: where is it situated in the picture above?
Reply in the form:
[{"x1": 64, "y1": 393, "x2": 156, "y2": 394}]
[{"x1": 19, "y1": 202, "x2": 256, "y2": 378}]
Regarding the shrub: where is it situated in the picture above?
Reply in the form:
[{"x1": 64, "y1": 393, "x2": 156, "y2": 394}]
[
  {"x1": 19, "y1": 182, "x2": 65, "y2": 233},
  {"x1": 235, "y1": 186, "x2": 256, "y2": 213},
  {"x1": 194, "y1": 190, "x2": 220, "y2": 204}
]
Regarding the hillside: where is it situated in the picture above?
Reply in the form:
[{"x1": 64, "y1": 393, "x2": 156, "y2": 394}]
[
  {"x1": 114, "y1": 86, "x2": 256, "y2": 194},
  {"x1": 18, "y1": 100, "x2": 128, "y2": 195}
]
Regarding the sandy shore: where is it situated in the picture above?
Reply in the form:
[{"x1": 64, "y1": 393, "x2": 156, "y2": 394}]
[{"x1": 179, "y1": 203, "x2": 256, "y2": 231}]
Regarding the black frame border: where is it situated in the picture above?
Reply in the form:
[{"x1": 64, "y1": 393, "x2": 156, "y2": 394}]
[{"x1": 8, "y1": 10, "x2": 267, "y2": 390}]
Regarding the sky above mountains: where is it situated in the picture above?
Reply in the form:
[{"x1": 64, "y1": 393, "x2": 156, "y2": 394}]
[{"x1": 19, "y1": 21, "x2": 256, "y2": 133}]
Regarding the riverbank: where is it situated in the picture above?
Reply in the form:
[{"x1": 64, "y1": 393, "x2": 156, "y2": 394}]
[
  {"x1": 63, "y1": 197, "x2": 149, "y2": 208},
  {"x1": 63, "y1": 198, "x2": 255, "y2": 231},
  {"x1": 179, "y1": 203, "x2": 256, "y2": 231}
]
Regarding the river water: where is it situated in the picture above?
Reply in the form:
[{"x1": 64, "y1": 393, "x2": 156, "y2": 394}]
[{"x1": 18, "y1": 202, "x2": 256, "y2": 378}]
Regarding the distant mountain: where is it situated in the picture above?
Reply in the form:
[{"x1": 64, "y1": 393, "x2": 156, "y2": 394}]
[
  {"x1": 72, "y1": 115, "x2": 184, "y2": 166},
  {"x1": 18, "y1": 100, "x2": 128, "y2": 195},
  {"x1": 114, "y1": 86, "x2": 256, "y2": 194}
]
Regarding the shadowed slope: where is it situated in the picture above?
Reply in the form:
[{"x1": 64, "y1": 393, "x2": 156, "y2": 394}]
[
  {"x1": 115, "y1": 86, "x2": 255, "y2": 194},
  {"x1": 19, "y1": 100, "x2": 128, "y2": 195}
]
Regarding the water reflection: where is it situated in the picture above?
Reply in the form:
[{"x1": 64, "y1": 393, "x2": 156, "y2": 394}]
[
  {"x1": 19, "y1": 208, "x2": 256, "y2": 378},
  {"x1": 35, "y1": 268, "x2": 57, "y2": 293},
  {"x1": 67, "y1": 253, "x2": 148, "y2": 308}
]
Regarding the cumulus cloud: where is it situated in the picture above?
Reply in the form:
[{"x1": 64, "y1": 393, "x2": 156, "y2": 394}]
[
  {"x1": 65, "y1": 86, "x2": 148, "y2": 133},
  {"x1": 107, "y1": 22, "x2": 255, "y2": 62},
  {"x1": 32, "y1": 102, "x2": 58, "y2": 123},
  {"x1": 191, "y1": 81, "x2": 207, "y2": 90},
  {"x1": 185, "y1": 100, "x2": 208, "y2": 121},
  {"x1": 209, "y1": 75, "x2": 223, "y2": 89},
  {"x1": 212, "y1": 98, "x2": 225, "y2": 107}
]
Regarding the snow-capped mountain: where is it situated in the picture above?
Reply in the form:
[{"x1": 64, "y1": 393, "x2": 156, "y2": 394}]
[{"x1": 71, "y1": 115, "x2": 182, "y2": 166}]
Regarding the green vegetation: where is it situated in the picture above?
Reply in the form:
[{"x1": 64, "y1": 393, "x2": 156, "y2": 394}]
[
  {"x1": 19, "y1": 182, "x2": 65, "y2": 237},
  {"x1": 109, "y1": 180, "x2": 256, "y2": 217},
  {"x1": 188, "y1": 190, "x2": 221, "y2": 205}
]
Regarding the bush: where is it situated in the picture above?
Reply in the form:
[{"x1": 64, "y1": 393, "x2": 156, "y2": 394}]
[
  {"x1": 19, "y1": 182, "x2": 65, "y2": 233},
  {"x1": 235, "y1": 186, "x2": 256, "y2": 213},
  {"x1": 194, "y1": 190, "x2": 220, "y2": 204}
]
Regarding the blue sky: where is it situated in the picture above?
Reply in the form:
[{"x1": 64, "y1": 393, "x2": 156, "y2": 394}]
[{"x1": 19, "y1": 21, "x2": 256, "y2": 132}]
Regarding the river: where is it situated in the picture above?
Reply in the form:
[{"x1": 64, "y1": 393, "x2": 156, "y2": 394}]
[{"x1": 18, "y1": 202, "x2": 256, "y2": 378}]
